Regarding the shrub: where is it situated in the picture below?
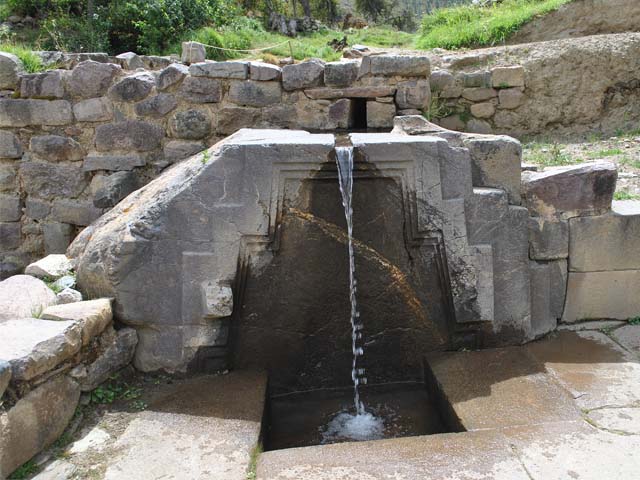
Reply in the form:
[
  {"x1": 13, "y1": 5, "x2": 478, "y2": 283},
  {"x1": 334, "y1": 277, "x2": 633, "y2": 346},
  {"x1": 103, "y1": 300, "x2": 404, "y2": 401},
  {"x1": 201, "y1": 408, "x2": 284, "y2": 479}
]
[
  {"x1": 0, "y1": 44, "x2": 45, "y2": 72},
  {"x1": 41, "y1": 11, "x2": 110, "y2": 52}
]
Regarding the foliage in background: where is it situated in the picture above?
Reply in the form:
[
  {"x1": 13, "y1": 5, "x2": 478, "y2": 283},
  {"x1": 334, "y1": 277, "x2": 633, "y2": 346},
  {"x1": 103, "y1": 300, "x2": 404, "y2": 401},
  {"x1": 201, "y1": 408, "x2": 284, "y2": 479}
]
[{"x1": 417, "y1": 0, "x2": 572, "y2": 50}]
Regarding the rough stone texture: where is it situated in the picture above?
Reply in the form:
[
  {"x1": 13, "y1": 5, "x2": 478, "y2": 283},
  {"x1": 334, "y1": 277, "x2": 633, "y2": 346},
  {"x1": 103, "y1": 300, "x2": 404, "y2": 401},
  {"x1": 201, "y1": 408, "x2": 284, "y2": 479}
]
[
  {"x1": 0, "y1": 130, "x2": 22, "y2": 158},
  {"x1": 163, "y1": 140, "x2": 205, "y2": 163},
  {"x1": 169, "y1": 109, "x2": 212, "y2": 140},
  {"x1": 116, "y1": 51, "x2": 144, "y2": 70},
  {"x1": 0, "y1": 222, "x2": 21, "y2": 250},
  {"x1": 157, "y1": 63, "x2": 189, "y2": 90},
  {"x1": 499, "y1": 88, "x2": 525, "y2": 109},
  {"x1": 189, "y1": 61, "x2": 249, "y2": 79},
  {"x1": 42, "y1": 298, "x2": 113, "y2": 346},
  {"x1": 430, "y1": 69, "x2": 455, "y2": 91},
  {"x1": 0, "y1": 193, "x2": 21, "y2": 222},
  {"x1": 304, "y1": 86, "x2": 396, "y2": 99},
  {"x1": 492, "y1": 66, "x2": 525, "y2": 88},
  {"x1": 57, "y1": 287, "x2": 83, "y2": 304},
  {"x1": 328, "y1": 99, "x2": 352, "y2": 129},
  {"x1": 0, "y1": 376, "x2": 80, "y2": 478},
  {"x1": 68, "y1": 61, "x2": 121, "y2": 99},
  {"x1": 216, "y1": 107, "x2": 260, "y2": 136},
  {"x1": 529, "y1": 261, "x2": 556, "y2": 337},
  {"x1": 461, "y1": 71, "x2": 491, "y2": 88},
  {"x1": 0, "y1": 99, "x2": 73, "y2": 127},
  {"x1": 368, "y1": 54, "x2": 430, "y2": 77},
  {"x1": 73, "y1": 97, "x2": 113, "y2": 122},
  {"x1": 178, "y1": 76, "x2": 222, "y2": 103},
  {"x1": 25, "y1": 254, "x2": 72, "y2": 279},
  {"x1": 43, "y1": 222, "x2": 74, "y2": 254},
  {"x1": 366, "y1": 100, "x2": 396, "y2": 128},
  {"x1": 228, "y1": 80, "x2": 281, "y2": 107},
  {"x1": 95, "y1": 121, "x2": 164, "y2": 152},
  {"x1": 324, "y1": 61, "x2": 359, "y2": 88},
  {"x1": 395, "y1": 79, "x2": 431, "y2": 110},
  {"x1": 0, "y1": 360, "x2": 10, "y2": 398},
  {"x1": 548, "y1": 258, "x2": 568, "y2": 319},
  {"x1": 21, "y1": 161, "x2": 87, "y2": 200},
  {"x1": 181, "y1": 42, "x2": 206, "y2": 64},
  {"x1": 522, "y1": 162, "x2": 617, "y2": 219},
  {"x1": 0, "y1": 274, "x2": 56, "y2": 320},
  {"x1": 470, "y1": 101, "x2": 496, "y2": 118},
  {"x1": 249, "y1": 61, "x2": 282, "y2": 81},
  {"x1": 30, "y1": 135, "x2": 84, "y2": 162},
  {"x1": 108, "y1": 72, "x2": 155, "y2": 103},
  {"x1": 71, "y1": 328, "x2": 137, "y2": 391},
  {"x1": 558, "y1": 319, "x2": 625, "y2": 331},
  {"x1": 529, "y1": 217, "x2": 569, "y2": 260},
  {"x1": 84, "y1": 154, "x2": 146, "y2": 172},
  {"x1": 0, "y1": 52, "x2": 24, "y2": 90},
  {"x1": 134, "y1": 93, "x2": 178, "y2": 118},
  {"x1": 92, "y1": 171, "x2": 138, "y2": 208},
  {"x1": 20, "y1": 70, "x2": 67, "y2": 99},
  {"x1": 51, "y1": 200, "x2": 103, "y2": 226},
  {"x1": 569, "y1": 210, "x2": 640, "y2": 271},
  {"x1": 102, "y1": 372, "x2": 266, "y2": 480},
  {"x1": 282, "y1": 60, "x2": 325, "y2": 90},
  {"x1": 562, "y1": 270, "x2": 640, "y2": 322},
  {"x1": 0, "y1": 165, "x2": 16, "y2": 190},
  {"x1": 462, "y1": 87, "x2": 497, "y2": 102},
  {"x1": 611, "y1": 324, "x2": 640, "y2": 356}
]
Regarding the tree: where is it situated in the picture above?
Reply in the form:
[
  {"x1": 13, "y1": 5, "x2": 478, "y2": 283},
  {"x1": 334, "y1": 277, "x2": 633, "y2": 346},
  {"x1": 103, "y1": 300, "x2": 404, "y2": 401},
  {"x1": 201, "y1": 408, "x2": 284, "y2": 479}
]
[{"x1": 354, "y1": 0, "x2": 388, "y2": 22}]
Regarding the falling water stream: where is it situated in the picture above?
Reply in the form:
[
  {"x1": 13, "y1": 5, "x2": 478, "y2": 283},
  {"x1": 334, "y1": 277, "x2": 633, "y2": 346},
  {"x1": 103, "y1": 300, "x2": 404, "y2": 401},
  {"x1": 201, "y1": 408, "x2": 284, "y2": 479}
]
[{"x1": 321, "y1": 146, "x2": 385, "y2": 443}]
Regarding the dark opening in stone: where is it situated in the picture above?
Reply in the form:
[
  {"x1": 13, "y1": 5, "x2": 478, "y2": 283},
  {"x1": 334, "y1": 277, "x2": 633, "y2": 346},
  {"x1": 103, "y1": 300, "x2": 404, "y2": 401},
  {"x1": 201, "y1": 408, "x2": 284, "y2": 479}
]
[{"x1": 350, "y1": 98, "x2": 367, "y2": 130}]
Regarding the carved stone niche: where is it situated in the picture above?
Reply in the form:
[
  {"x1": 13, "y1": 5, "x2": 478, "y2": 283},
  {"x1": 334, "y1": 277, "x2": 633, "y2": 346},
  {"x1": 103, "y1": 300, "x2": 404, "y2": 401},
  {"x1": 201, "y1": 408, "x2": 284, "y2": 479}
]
[{"x1": 71, "y1": 129, "x2": 532, "y2": 379}]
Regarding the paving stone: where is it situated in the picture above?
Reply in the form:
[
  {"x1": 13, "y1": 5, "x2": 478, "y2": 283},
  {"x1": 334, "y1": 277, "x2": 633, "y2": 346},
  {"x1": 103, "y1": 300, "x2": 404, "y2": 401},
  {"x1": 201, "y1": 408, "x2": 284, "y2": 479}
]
[
  {"x1": 611, "y1": 324, "x2": 640, "y2": 357},
  {"x1": 20, "y1": 70, "x2": 67, "y2": 99},
  {"x1": 43, "y1": 222, "x2": 74, "y2": 254},
  {"x1": 95, "y1": 121, "x2": 164, "y2": 152},
  {"x1": 178, "y1": 76, "x2": 222, "y2": 103},
  {"x1": 0, "y1": 274, "x2": 56, "y2": 321},
  {"x1": 0, "y1": 130, "x2": 22, "y2": 158},
  {"x1": 189, "y1": 61, "x2": 249, "y2": 79},
  {"x1": 324, "y1": 60, "x2": 359, "y2": 88},
  {"x1": 526, "y1": 330, "x2": 640, "y2": 410},
  {"x1": 0, "y1": 193, "x2": 21, "y2": 222},
  {"x1": 228, "y1": 80, "x2": 281, "y2": 107},
  {"x1": 0, "y1": 51, "x2": 24, "y2": 90},
  {"x1": 51, "y1": 200, "x2": 103, "y2": 226},
  {"x1": 492, "y1": 66, "x2": 525, "y2": 88},
  {"x1": 84, "y1": 153, "x2": 146, "y2": 172},
  {"x1": 73, "y1": 97, "x2": 113, "y2": 122},
  {"x1": 587, "y1": 407, "x2": 640, "y2": 434},
  {"x1": 0, "y1": 222, "x2": 20, "y2": 250},
  {"x1": 368, "y1": 54, "x2": 430, "y2": 77},
  {"x1": 134, "y1": 93, "x2": 177, "y2": 118},
  {"x1": 157, "y1": 63, "x2": 189, "y2": 90},
  {"x1": 69, "y1": 61, "x2": 121, "y2": 99},
  {"x1": 21, "y1": 161, "x2": 87, "y2": 200},
  {"x1": 0, "y1": 99, "x2": 73, "y2": 127},
  {"x1": 563, "y1": 270, "x2": 640, "y2": 322},
  {"x1": 249, "y1": 62, "x2": 282, "y2": 81},
  {"x1": 170, "y1": 109, "x2": 212, "y2": 140},
  {"x1": 0, "y1": 376, "x2": 80, "y2": 478},
  {"x1": 102, "y1": 372, "x2": 266, "y2": 480},
  {"x1": 529, "y1": 217, "x2": 569, "y2": 260},
  {"x1": 282, "y1": 60, "x2": 325, "y2": 90},
  {"x1": 569, "y1": 211, "x2": 640, "y2": 271},
  {"x1": 42, "y1": 298, "x2": 113, "y2": 346},
  {"x1": 25, "y1": 254, "x2": 72, "y2": 279},
  {"x1": 30, "y1": 135, "x2": 85, "y2": 162}
]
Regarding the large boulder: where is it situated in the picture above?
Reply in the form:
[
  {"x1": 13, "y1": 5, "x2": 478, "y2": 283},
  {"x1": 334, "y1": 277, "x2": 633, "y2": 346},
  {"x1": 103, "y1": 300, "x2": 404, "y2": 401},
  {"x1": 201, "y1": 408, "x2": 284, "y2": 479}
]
[
  {"x1": 0, "y1": 275, "x2": 56, "y2": 320},
  {"x1": 25, "y1": 254, "x2": 73, "y2": 279},
  {"x1": 68, "y1": 60, "x2": 122, "y2": 99}
]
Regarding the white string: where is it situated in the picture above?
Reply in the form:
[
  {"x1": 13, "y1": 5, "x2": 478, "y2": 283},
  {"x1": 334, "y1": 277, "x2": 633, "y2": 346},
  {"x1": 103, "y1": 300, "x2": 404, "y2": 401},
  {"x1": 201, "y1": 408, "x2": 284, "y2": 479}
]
[{"x1": 188, "y1": 38, "x2": 292, "y2": 54}]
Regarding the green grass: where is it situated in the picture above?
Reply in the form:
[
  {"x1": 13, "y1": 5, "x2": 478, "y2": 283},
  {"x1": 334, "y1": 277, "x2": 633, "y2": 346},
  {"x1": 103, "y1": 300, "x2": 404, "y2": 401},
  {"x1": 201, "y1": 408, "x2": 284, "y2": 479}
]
[
  {"x1": 586, "y1": 148, "x2": 624, "y2": 159},
  {"x1": 614, "y1": 191, "x2": 640, "y2": 201},
  {"x1": 629, "y1": 316, "x2": 640, "y2": 325},
  {"x1": 8, "y1": 460, "x2": 38, "y2": 479},
  {"x1": 524, "y1": 141, "x2": 574, "y2": 167},
  {"x1": 417, "y1": 0, "x2": 574, "y2": 50},
  {"x1": 0, "y1": 43, "x2": 45, "y2": 72}
]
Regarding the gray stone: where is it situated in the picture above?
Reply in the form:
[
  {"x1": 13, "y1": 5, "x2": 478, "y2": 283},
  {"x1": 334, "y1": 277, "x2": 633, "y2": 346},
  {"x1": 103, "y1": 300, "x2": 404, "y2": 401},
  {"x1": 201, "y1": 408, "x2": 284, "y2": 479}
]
[
  {"x1": 73, "y1": 97, "x2": 113, "y2": 122},
  {"x1": 462, "y1": 87, "x2": 498, "y2": 102},
  {"x1": 461, "y1": 71, "x2": 491, "y2": 88},
  {"x1": 492, "y1": 66, "x2": 525, "y2": 88},
  {"x1": 0, "y1": 194, "x2": 21, "y2": 221},
  {"x1": 0, "y1": 52, "x2": 24, "y2": 90},
  {"x1": 201, "y1": 281, "x2": 233, "y2": 318},
  {"x1": 249, "y1": 61, "x2": 282, "y2": 81},
  {"x1": 549, "y1": 258, "x2": 568, "y2": 319},
  {"x1": 366, "y1": 101, "x2": 396, "y2": 128},
  {"x1": 69, "y1": 61, "x2": 121, "y2": 99},
  {"x1": 563, "y1": 270, "x2": 640, "y2": 322},
  {"x1": 391, "y1": 115, "x2": 447, "y2": 136},
  {"x1": 611, "y1": 324, "x2": 640, "y2": 357},
  {"x1": 499, "y1": 88, "x2": 525, "y2": 109},
  {"x1": 0, "y1": 130, "x2": 22, "y2": 158},
  {"x1": 429, "y1": 70, "x2": 454, "y2": 91},
  {"x1": 470, "y1": 101, "x2": 496, "y2": 119},
  {"x1": 108, "y1": 72, "x2": 155, "y2": 102},
  {"x1": 529, "y1": 217, "x2": 569, "y2": 260},
  {"x1": 282, "y1": 59, "x2": 325, "y2": 90},
  {"x1": 43, "y1": 222, "x2": 74, "y2": 254},
  {"x1": 0, "y1": 274, "x2": 57, "y2": 320},
  {"x1": 157, "y1": 63, "x2": 189, "y2": 90},
  {"x1": 20, "y1": 70, "x2": 67, "y2": 99},
  {"x1": 228, "y1": 80, "x2": 281, "y2": 107},
  {"x1": 368, "y1": 54, "x2": 430, "y2": 77},
  {"x1": 522, "y1": 162, "x2": 617, "y2": 219},
  {"x1": 0, "y1": 376, "x2": 80, "y2": 477},
  {"x1": 116, "y1": 51, "x2": 144, "y2": 70},
  {"x1": 84, "y1": 153, "x2": 146, "y2": 171},
  {"x1": 72, "y1": 328, "x2": 137, "y2": 391},
  {"x1": 181, "y1": 42, "x2": 206, "y2": 64},
  {"x1": 42, "y1": 298, "x2": 113, "y2": 346},
  {"x1": 20, "y1": 161, "x2": 87, "y2": 200},
  {"x1": 93, "y1": 171, "x2": 137, "y2": 208},
  {"x1": 170, "y1": 109, "x2": 211, "y2": 140},
  {"x1": 529, "y1": 261, "x2": 556, "y2": 338},
  {"x1": 95, "y1": 121, "x2": 164, "y2": 152},
  {"x1": 25, "y1": 198, "x2": 50, "y2": 220},
  {"x1": 216, "y1": 107, "x2": 260, "y2": 135},
  {"x1": 0, "y1": 165, "x2": 17, "y2": 191},
  {"x1": 569, "y1": 211, "x2": 640, "y2": 272},
  {"x1": 395, "y1": 79, "x2": 431, "y2": 110},
  {"x1": 304, "y1": 86, "x2": 396, "y2": 99},
  {"x1": 189, "y1": 61, "x2": 249, "y2": 79},
  {"x1": 56, "y1": 287, "x2": 83, "y2": 304},
  {"x1": 324, "y1": 61, "x2": 359, "y2": 88},
  {"x1": 163, "y1": 140, "x2": 205, "y2": 163},
  {"x1": 30, "y1": 135, "x2": 84, "y2": 162},
  {"x1": 134, "y1": 93, "x2": 177, "y2": 117},
  {"x1": 51, "y1": 200, "x2": 103, "y2": 226},
  {"x1": 178, "y1": 76, "x2": 222, "y2": 103},
  {"x1": 25, "y1": 254, "x2": 72, "y2": 279},
  {"x1": 142, "y1": 55, "x2": 172, "y2": 70},
  {"x1": 328, "y1": 99, "x2": 352, "y2": 129},
  {"x1": 31, "y1": 459, "x2": 77, "y2": 480},
  {"x1": 52, "y1": 275, "x2": 75, "y2": 291},
  {"x1": 0, "y1": 360, "x2": 10, "y2": 398},
  {"x1": 558, "y1": 320, "x2": 625, "y2": 331},
  {"x1": 439, "y1": 115, "x2": 466, "y2": 131},
  {"x1": 0, "y1": 222, "x2": 20, "y2": 250},
  {"x1": 0, "y1": 99, "x2": 73, "y2": 127}
]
